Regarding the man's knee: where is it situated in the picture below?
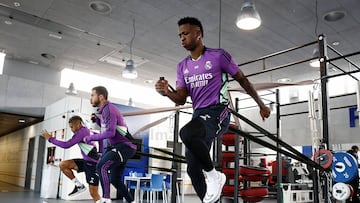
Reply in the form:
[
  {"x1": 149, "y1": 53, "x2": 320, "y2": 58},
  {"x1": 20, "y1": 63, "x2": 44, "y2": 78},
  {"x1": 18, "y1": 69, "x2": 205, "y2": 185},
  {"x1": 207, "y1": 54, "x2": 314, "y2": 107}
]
[
  {"x1": 59, "y1": 160, "x2": 70, "y2": 171},
  {"x1": 186, "y1": 161, "x2": 202, "y2": 179},
  {"x1": 59, "y1": 160, "x2": 77, "y2": 171},
  {"x1": 180, "y1": 118, "x2": 206, "y2": 146},
  {"x1": 59, "y1": 161, "x2": 65, "y2": 170}
]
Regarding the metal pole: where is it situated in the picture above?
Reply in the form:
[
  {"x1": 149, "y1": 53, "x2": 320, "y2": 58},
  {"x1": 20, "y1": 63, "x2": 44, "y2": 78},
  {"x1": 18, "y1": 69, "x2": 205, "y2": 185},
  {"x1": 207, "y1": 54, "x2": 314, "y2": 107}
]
[
  {"x1": 234, "y1": 97, "x2": 240, "y2": 203},
  {"x1": 328, "y1": 61, "x2": 359, "y2": 81},
  {"x1": 237, "y1": 40, "x2": 318, "y2": 66},
  {"x1": 276, "y1": 89, "x2": 282, "y2": 203},
  {"x1": 232, "y1": 58, "x2": 315, "y2": 80},
  {"x1": 321, "y1": 68, "x2": 360, "y2": 80},
  {"x1": 319, "y1": 34, "x2": 329, "y2": 155},
  {"x1": 319, "y1": 34, "x2": 329, "y2": 203},
  {"x1": 326, "y1": 51, "x2": 360, "y2": 63},
  {"x1": 357, "y1": 81, "x2": 360, "y2": 126},
  {"x1": 171, "y1": 107, "x2": 180, "y2": 203},
  {"x1": 327, "y1": 45, "x2": 360, "y2": 71},
  {"x1": 312, "y1": 168, "x2": 320, "y2": 203}
]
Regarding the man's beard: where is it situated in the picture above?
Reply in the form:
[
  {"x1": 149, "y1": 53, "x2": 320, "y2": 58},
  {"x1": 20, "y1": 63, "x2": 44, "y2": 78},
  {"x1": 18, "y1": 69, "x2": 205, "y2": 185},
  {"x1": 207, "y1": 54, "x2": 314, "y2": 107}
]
[
  {"x1": 91, "y1": 99, "x2": 99, "y2": 107},
  {"x1": 185, "y1": 44, "x2": 196, "y2": 51},
  {"x1": 184, "y1": 40, "x2": 197, "y2": 51}
]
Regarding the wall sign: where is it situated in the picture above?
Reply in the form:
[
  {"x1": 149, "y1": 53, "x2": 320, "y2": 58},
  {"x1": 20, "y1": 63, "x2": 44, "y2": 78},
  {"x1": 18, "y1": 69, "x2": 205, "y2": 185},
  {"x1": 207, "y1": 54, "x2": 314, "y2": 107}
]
[{"x1": 349, "y1": 106, "x2": 359, "y2": 128}]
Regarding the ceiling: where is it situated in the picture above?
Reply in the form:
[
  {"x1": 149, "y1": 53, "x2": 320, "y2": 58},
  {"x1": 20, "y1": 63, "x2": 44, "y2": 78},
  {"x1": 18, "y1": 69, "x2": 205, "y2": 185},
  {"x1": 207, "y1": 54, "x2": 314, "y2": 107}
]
[
  {"x1": 0, "y1": 0, "x2": 360, "y2": 135},
  {"x1": 0, "y1": 112, "x2": 43, "y2": 136}
]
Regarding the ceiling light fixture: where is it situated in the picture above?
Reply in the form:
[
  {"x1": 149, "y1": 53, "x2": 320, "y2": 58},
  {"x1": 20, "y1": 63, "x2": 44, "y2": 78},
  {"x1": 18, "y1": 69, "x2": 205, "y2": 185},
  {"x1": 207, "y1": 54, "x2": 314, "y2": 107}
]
[
  {"x1": 332, "y1": 41, "x2": 340, "y2": 46},
  {"x1": 28, "y1": 60, "x2": 39, "y2": 65},
  {"x1": 122, "y1": 59, "x2": 137, "y2": 79},
  {"x1": 65, "y1": 62, "x2": 78, "y2": 95},
  {"x1": 144, "y1": 79, "x2": 154, "y2": 84},
  {"x1": 127, "y1": 97, "x2": 135, "y2": 107},
  {"x1": 236, "y1": 0, "x2": 262, "y2": 30},
  {"x1": 277, "y1": 78, "x2": 291, "y2": 83},
  {"x1": 65, "y1": 82, "x2": 78, "y2": 95},
  {"x1": 122, "y1": 19, "x2": 138, "y2": 79},
  {"x1": 18, "y1": 119, "x2": 26, "y2": 123},
  {"x1": 13, "y1": 2, "x2": 21, "y2": 7},
  {"x1": 49, "y1": 33, "x2": 62, "y2": 40},
  {"x1": 0, "y1": 51, "x2": 5, "y2": 75},
  {"x1": 4, "y1": 20, "x2": 12, "y2": 25},
  {"x1": 309, "y1": 48, "x2": 320, "y2": 68}
]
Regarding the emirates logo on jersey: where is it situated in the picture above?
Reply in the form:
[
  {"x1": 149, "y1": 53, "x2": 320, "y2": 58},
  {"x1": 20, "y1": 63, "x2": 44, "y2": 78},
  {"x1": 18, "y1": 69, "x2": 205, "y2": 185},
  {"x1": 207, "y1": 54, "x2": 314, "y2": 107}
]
[
  {"x1": 205, "y1": 61, "x2": 212, "y2": 70},
  {"x1": 184, "y1": 73, "x2": 213, "y2": 88}
]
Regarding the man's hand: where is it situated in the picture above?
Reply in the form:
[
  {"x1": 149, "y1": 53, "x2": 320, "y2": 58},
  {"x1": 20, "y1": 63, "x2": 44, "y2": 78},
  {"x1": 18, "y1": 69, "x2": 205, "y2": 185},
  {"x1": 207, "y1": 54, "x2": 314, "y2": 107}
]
[
  {"x1": 260, "y1": 106, "x2": 271, "y2": 121},
  {"x1": 41, "y1": 130, "x2": 52, "y2": 140},
  {"x1": 84, "y1": 136, "x2": 92, "y2": 143},
  {"x1": 90, "y1": 113, "x2": 97, "y2": 123},
  {"x1": 155, "y1": 79, "x2": 169, "y2": 96}
]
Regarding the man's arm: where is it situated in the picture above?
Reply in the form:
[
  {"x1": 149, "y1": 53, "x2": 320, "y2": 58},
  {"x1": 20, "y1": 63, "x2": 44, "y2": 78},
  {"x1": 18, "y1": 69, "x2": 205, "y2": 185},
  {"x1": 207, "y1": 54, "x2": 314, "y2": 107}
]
[
  {"x1": 155, "y1": 79, "x2": 188, "y2": 105},
  {"x1": 232, "y1": 70, "x2": 271, "y2": 120},
  {"x1": 86, "y1": 106, "x2": 117, "y2": 142},
  {"x1": 41, "y1": 129, "x2": 86, "y2": 148}
]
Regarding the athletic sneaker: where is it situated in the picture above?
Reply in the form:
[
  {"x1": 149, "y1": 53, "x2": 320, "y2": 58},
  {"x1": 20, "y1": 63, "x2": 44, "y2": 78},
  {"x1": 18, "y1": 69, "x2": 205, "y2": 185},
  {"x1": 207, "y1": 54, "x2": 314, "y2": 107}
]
[
  {"x1": 68, "y1": 184, "x2": 86, "y2": 196},
  {"x1": 203, "y1": 171, "x2": 226, "y2": 203},
  {"x1": 97, "y1": 198, "x2": 111, "y2": 203}
]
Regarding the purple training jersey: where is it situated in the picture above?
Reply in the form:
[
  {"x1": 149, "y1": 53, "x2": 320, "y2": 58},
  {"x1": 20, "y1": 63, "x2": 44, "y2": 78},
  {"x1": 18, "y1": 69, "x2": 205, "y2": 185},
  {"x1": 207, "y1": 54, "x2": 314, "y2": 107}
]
[
  {"x1": 48, "y1": 126, "x2": 98, "y2": 163},
  {"x1": 176, "y1": 48, "x2": 240, "y2": 109},
  {"x1": 88, "y1": 101, "x2": 136, "y2": 149}
]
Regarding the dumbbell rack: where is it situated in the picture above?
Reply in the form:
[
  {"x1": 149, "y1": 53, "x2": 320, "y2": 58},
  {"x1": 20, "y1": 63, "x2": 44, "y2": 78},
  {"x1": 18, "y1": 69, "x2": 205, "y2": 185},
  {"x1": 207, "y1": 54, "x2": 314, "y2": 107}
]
[
  {"x1": 221, "y1": 126, "x2": 243, "y2": 201},
  {"x1": 221, "y1": 129, "x2": 270, "y2": 203}
]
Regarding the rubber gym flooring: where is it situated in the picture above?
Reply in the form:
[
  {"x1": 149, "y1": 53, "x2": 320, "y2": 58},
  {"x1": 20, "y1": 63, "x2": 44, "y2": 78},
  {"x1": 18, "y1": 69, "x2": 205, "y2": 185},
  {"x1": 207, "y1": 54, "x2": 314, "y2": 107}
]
[{"x1": 0, "y1": 181, "x2": 278, "y2": 203}]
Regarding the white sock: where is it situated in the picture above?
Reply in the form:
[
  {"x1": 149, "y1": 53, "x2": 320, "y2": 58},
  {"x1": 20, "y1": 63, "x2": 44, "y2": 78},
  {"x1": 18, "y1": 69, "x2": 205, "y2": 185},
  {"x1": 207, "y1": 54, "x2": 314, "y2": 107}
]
[
  {"x1": 204, "y1": 168, "x2": 217, "y2": 180},
  {"x1": 71, "y1": 178, "x2": 82, "y2": 187}
]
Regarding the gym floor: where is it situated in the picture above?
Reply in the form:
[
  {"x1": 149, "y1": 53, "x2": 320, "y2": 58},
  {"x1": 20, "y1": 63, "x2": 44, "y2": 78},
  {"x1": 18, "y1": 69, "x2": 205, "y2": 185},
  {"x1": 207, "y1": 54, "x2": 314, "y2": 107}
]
[{"x1": 0, "y1": 181, "x2": 278, "y2": 203}]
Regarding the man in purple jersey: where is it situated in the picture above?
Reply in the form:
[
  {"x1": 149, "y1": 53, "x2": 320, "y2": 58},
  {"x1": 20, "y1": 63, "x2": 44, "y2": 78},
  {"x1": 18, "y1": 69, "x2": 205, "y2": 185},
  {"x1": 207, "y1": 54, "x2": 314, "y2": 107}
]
[
  {"x1": 41, "y1": 115, "x2": 101, "y2": 202},
  {"x1": 155, "y1": 17, "x2": 271, "y2": 203},
  {"x1": 84, "y1": 86, "x2": 136, "y2": 203}
]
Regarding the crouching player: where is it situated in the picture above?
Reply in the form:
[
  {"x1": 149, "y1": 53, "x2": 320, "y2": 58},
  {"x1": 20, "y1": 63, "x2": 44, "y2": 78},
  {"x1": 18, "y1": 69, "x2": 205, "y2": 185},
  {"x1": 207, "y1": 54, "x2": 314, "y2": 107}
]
[{"x1": 41, "y1": 115, "x2": 101, "y2": 202}]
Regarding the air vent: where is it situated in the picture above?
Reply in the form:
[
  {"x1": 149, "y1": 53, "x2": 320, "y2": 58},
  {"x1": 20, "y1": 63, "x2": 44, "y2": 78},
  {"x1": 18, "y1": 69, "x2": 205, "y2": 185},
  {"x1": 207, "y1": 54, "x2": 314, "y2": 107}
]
[
  {"x1": 41, "y1": 53, "x2": 55, "y2": 60},
  {"x1": 99, "y1": 49, "x2": 148, "y2": 68},
  {"x1": 323, "y1": 10, "x2": 346, "y2": 22},
  {"x1": 89, "y1": 1, "x2": 112, "y2": 15}
]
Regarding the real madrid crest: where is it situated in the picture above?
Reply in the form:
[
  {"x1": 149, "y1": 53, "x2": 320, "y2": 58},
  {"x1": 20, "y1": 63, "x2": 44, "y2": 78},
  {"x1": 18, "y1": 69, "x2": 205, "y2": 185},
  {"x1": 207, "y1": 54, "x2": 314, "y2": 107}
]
[{"x1": 205, "y1": 61, "x2": 212, "y2": 70}]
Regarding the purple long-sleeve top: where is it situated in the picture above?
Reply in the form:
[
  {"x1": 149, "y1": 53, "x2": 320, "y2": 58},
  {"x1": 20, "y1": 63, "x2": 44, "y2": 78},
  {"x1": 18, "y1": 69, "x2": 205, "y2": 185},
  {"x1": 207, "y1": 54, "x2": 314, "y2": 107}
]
[
  {"x1": 87, "y1": 101, "x2": 136, "y2": 150},
  {"x1": 48, "y1": 126, "x2": 98, "y2": 163}
]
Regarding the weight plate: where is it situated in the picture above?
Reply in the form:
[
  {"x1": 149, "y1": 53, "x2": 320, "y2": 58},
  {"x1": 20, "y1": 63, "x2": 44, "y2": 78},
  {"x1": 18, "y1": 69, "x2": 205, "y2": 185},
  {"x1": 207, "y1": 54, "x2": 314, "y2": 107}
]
[
  {"x1": 332, "y1": 152, "x2": 358, "y2": 183},
  {"x1": 314, "y1": 149, "x2": 333, "y2": 169},
  {"x1": 332, "y1": 182, "x2": 351, "y2": 200}
]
